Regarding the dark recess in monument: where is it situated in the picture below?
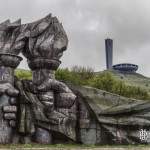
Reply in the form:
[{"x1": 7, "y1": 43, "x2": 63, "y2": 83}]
[{"x1": 105, "y1": 38, "x2": 138, "y2": 73}]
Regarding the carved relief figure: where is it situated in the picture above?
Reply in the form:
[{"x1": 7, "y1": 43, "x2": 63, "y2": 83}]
[{"x1": 0, "y1": 14, "x2": 76, "y2": 144}]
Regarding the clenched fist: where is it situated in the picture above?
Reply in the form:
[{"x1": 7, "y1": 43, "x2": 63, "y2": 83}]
[
  {"x1": 37, "y1": 78, "x2": 76, "y2": 110},
  {"x1": 0, "y1": 82, "x2": 18, "y2": 127}
]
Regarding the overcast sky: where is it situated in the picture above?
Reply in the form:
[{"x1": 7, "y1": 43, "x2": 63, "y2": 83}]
[{"x1": 0, "y1": 0, "x2": 150, "y2": 76}]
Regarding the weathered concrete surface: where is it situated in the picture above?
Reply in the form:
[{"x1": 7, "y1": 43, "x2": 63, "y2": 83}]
[{"x1": 68, "y1": 83, "x2": 150, "y2": 144}]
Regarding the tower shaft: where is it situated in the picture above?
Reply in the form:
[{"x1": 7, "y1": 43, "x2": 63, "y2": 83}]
[{"x1": 105, "y1": 39, "x2": 113, "y2": 69}]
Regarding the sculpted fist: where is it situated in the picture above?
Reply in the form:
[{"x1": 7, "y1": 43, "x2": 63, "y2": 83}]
[
  {"x1": 37, "y1": 78, "x2": 76, "y2": 111},
  {"x1": 0, "y1": 82, "x2": 19, "y2": 96},
  {"x1": 0, "y1": 82, "x2": 18, "y2": 127}
]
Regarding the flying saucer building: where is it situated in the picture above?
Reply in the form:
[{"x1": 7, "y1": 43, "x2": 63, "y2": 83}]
[{"x1": 105, "y1": 39, "x2": 138, "y2": 73}]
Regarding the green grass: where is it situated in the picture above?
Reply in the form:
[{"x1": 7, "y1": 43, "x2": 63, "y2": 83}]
[
  {"x1": 107, "y1": 70, "x2": 150, "y2": 94},
  {"x1": 15, "y1": 69, "x2": 32, "y2": 80},
  {"x1": 15, "y1": 66, "x2": 150, "y2": 100},
  {"x1": 0, "y1": 143, "x2": 150, "y2": 149}
]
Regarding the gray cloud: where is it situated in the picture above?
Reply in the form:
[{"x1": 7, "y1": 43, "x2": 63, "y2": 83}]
[{"x1": 0, "y1": 0, "x2": 150, "y2": 76}]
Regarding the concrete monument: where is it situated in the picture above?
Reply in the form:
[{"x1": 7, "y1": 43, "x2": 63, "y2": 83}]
[{"x1": 0, "y1": 14, "x2": 149, "y2": 145}]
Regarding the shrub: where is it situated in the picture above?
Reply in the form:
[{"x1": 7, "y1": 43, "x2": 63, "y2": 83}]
[
  {"x1": 15, "y1": 69, "x2": 32, "y2": 80},
  {"x1": 88, "y1": 72, "x2": 115, "y2": 92},
  {"x1": 55, "y1": 66, "x2": 94, "y2": 85},
  {"x1": 71, "y1": 66, "x2": 94, "y2": 80}
]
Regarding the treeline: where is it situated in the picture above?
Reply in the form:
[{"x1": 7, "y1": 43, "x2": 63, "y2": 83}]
[{"x1": 15, "y1": 66, "x2": 150, "y2": 100}]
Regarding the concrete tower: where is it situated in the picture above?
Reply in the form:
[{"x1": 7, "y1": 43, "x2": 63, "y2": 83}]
[{"x1": 105, "y1": 38, "x2": 113, "y2": 69}]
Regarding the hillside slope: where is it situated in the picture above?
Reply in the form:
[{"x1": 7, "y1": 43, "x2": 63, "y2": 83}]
[
  {"x1": 15, "y1": 68, "x2": 150, "y2": 100},
  {"x1": 105, "y1": 70, "x2": 150, "y2": 93},
  {"x1": 15, "y1": 69, "x2": 150, "y2": 91}
]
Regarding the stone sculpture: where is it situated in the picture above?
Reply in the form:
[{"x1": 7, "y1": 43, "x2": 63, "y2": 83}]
[
  {"x1": 0, "y1": 14, "x2": 76, "y2": 144},
  {"x1": 0, "y1": 14, "x2": 149, "y2": 145}
]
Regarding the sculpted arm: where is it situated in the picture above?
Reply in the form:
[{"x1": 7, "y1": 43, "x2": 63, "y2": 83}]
[
  {"x1": 0, "y1": 20, "x2": 25, "y2": 126},
  {"x1": 21, "y1": 14, "x2": 76, "y2": 113},
  {"x1": 20, "y1": 14, "x2": 77, "y2": 143}
]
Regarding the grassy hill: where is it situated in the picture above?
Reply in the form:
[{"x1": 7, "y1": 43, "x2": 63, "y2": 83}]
[
  {"x1": 15, "y1": 67, "x2": 150, "y2": 100},
  {"x1": 105, "y1": 70, "x2": 150, "y2": 94}
]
